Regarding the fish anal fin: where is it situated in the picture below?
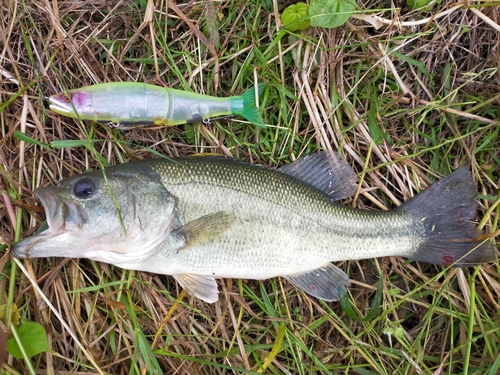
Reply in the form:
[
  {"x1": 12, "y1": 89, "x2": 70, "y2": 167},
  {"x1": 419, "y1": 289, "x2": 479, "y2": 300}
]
[
  {"x1": 279, "y1": 151, "x2": 358, "y2": 200},
  {"x1": 283, "y1": 263, "x2": 351, "y2": 301},
  {"x1": 173, "y1": 274, "x2": 219, "y2": 303},
  {"x1": 175, "y1": 211, "x2": 234, "y2": 249}
]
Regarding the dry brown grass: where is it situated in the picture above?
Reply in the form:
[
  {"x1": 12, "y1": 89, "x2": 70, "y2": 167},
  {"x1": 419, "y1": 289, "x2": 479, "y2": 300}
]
[{"x1": 1, "y1": 0, "x2": 500, "y2": 374}]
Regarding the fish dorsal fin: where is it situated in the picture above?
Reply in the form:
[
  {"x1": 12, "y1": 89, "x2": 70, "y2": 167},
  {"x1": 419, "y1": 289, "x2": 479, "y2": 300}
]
[
  {"x1": 283, "y1": 263, "x2": 351, "y2": 301},
  {"x1": 279, "y1": 151, "x2": 358, "y2": 200},
  {"x1": 174, "y1": 211, "x2": 234, "y2": 249},
  {"x1": 173, "y1": 273, "x2": 219, "y2": 303}
]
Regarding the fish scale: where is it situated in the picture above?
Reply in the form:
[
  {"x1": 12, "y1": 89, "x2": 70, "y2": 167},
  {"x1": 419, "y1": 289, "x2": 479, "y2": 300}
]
[{"x1": 146, "y1": 158, "x2": 424, "y2": 276}]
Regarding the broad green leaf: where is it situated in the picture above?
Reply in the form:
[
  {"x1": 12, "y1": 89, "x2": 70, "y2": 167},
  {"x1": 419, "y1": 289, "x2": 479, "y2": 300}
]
[
  {"x1": 281, "y1": 3, "x2": 310, "y2": 32},
  {"x1": 309, "y1": 0, "x2": 356, "y2": 29},
  {"x1": 7, "y1": 322, "x2": 49, "y2": 359}
]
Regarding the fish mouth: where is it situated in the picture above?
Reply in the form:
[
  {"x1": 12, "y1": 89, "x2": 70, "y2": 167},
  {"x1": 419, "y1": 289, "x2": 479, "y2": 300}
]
[{"x1": 11, "y1": 187, "x2": 86, "y2": 259}]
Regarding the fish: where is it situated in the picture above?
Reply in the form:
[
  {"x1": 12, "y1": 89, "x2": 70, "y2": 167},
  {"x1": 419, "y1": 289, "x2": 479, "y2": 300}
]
[
  {"x1": 11, "y1": 152, "x2": 496, "y2": 303},
  {"x1": 48, "y1": 82, "x2": 265, "y2": 129}
]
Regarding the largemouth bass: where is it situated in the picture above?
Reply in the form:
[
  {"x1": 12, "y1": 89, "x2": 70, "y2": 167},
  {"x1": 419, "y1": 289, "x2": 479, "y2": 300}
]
[
  {"x1": 48, "y1": 82, "x2": 265, "y2": 129},
  {"x1": 12, "y1": 152, "x2": 495, "y2": 303}
]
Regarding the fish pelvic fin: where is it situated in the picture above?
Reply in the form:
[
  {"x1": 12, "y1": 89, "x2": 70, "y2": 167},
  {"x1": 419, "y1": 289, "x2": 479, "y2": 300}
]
[
  {"x1": 173, "y1": 274, "x2": 219, "y2": 303},
  {"x1": 283, "y1": 263, "x2": 351, "y2": 301},
  {"x1": 231, "y1": 83, "x2": 266, "y2": 127},
  {"x1": 398, "y1": 167, "x2": 496, "y2": 267}
]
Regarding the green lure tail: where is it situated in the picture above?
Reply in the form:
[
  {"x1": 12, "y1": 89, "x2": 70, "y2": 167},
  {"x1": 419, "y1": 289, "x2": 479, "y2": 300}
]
[{"x1": 230, "y1": 83, "x2": 266, "y2": 127}]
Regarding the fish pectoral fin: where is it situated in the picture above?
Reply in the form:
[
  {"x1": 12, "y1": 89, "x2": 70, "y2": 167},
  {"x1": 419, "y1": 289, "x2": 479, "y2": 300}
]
[
  {"x1": 283, "y1": 264, "x2": 351, "y2": 301},
  {"x1": 175, "y1": 211, "x2": 234, "y2": 249},
  {"x1": 173, "y1": 273, "x2": 219, "y2": 303}
]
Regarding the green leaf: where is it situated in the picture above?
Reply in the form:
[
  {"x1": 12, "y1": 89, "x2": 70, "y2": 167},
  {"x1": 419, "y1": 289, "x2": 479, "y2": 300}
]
[
  {"x1": 389, "y1": 50, "x2": 429, "y2": 76},
  {"x1": 362, "y1": 274, "x2": 384, "y2": 321},
  {"x1": 7, "y1": 322, "x2": 49, "y2": 359},
  {"x1": 13, "y1": 131, "x2": 51, "y2": 149},
  {"x1": 35, "y1": 220, "x2": 49, "y2": 234},
  {"x1": 281, "y1": 3, "x2": 310, "y2": 32},
  {"x1": 406, "y1": 0, "x2": 442, "y2": 11},
  {"x1": 184, "y1": 123, "x2": 196, "y2": 144},
  {"x1": 339, "y1": 291, "x2": 360, "y2": 320},
  {"x1": 50, "y1": 139, "x2": 92, "y2": 148},
  {"x1": 368, "y1": 91, "x2": 386, "y2": 145},
  {"x1": 135, "y1": 328, "x2": 163, "y2": 374},
  {"x1": 309, "y1": 0, "x2": 356, "y2": 29}
]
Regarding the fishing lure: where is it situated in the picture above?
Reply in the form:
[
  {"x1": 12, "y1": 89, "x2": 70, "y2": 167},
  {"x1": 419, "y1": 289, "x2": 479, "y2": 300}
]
[{"x1": 49, "y1": 82, "x2": 265, "y2": 129}]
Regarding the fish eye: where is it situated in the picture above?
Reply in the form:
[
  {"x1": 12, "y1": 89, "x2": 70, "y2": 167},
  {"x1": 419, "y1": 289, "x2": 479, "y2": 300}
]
[{"x1": 73, "y1": 178, "x2": 95, "y2": 198}]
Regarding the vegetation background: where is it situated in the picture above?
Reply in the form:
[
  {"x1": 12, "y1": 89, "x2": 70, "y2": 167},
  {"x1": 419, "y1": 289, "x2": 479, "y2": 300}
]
[{"x1": 1, "y1": 0, "x2": 499, "y2": 374}]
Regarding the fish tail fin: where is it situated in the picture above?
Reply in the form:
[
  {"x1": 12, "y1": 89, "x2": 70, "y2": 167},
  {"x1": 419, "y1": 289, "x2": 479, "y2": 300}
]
[
  {"x1": 231, "y1": 83, "x2": 266, "y2": 127},
  {"x1": 398, "y1": 167, "x2": 496, "y2": 267}
]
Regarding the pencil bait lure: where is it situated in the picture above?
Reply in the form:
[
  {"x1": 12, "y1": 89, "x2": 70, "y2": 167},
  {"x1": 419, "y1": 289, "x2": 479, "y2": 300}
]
[{"x1": 49, "y1": 82, "x2": 266, "y2": 129}]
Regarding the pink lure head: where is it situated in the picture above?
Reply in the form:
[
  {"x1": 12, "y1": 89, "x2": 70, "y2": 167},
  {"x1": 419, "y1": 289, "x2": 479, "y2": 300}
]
[{"x1": 49, "y1": 90, "x2": 92, "y2": 119}]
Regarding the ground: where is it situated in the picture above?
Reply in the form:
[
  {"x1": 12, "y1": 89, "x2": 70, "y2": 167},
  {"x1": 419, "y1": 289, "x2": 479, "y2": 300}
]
[{"x1": 0, "y1": 0, "x2": 499, "y2": 374}]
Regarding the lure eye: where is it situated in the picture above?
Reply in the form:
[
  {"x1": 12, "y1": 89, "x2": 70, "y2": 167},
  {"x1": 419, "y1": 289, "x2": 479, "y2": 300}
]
[
  {"x1": 60, "y1": 93, "x2": 72, "y2": 103},
  {"x1": 73, "y1": 178, "x2": 95, "y2": 198}
]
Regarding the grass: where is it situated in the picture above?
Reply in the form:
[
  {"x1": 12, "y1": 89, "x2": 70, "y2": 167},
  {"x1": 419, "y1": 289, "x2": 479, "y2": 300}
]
[{"x1": 1, "y1": 0, "x2": 500, "y2": 373}]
